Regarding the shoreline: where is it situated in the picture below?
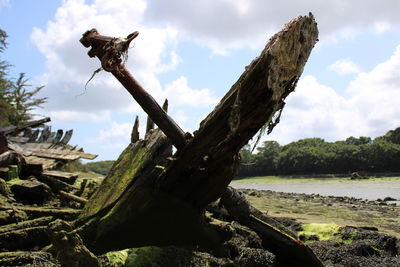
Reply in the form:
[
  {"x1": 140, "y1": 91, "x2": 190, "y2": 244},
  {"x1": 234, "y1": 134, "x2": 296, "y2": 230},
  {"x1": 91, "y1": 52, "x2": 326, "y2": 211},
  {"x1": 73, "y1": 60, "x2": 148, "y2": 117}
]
[{"x1": 238, "y1": 188, "x2": 400, "y2": 238}]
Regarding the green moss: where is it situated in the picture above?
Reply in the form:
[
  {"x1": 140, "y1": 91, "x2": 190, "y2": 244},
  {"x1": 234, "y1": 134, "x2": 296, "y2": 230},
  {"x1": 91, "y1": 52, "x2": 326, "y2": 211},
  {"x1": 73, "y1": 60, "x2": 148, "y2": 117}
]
[
  {"x1": 341, "y1": 228, "x2": 358, "y2": 244},
  {"x1": 105, "y1": 249, "x2": 129, "y2": 267},
  {"x1": 7, "y1": 165, "x2": 18, "y2": 181},
  {"x1": 6, "y1": 178, "x2": 21, "y2": 186},
  {"x1": 125, "y1": 247, "x2": 163, "y2": 267},
  {"x1": 298, "y1": 223, "x2": 340, "y2": 241},
  {"x1": 79, "y1": 143, "x2": 149, "y2": 220}
]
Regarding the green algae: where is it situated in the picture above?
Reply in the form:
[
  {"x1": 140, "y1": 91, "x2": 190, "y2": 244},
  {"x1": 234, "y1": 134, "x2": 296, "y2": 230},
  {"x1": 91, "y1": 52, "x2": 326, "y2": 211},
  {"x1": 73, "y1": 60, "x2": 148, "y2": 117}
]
[
  {"x1": 298, "y1": 223, "x2": 340, "y2": 241},
  {"x1": 125, "y1": 247, "x2": 163, "y2": 266}
]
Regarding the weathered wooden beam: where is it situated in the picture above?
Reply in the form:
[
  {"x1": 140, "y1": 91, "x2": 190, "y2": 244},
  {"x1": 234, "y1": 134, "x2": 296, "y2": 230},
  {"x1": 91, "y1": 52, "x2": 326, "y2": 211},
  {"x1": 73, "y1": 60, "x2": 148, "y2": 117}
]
[
  {"x1": 0, "y1": 226, "x2": 48, "y2": 250},
  {"x1": 0, "y1": 251, "x2": 52, "y2": 266},
  {"x1": 131, "y1": 116, "x2": 140, "y2": 143},
  {"x1": 0, "y1": 205, "x2": 80, "y2": 220},
  {"x1": 42, "y1": 170, "x2": 78, "y2": 185},
  {"x1": 59, "y1": 129, "x2": 73, "y2": 145},
  {"x1": 80, "y1": 30, "x2": 187, "y2": 150},
  {"x1": 0, "y1": 117, "x2": 51, "y2": 135},
  {"x1": 0, "y1": 216, "x2": 53, "y2": 234},
  {"x1": 38, "y1": 174, "x2": 79, "y2": 192},
  {"x1": 76, "y1": 14, "x2": 319, "y2": 255},
  {"x1": 59, "y1": 190, "x2": 88, "y2": 205},
  {"x1": 157, "y1": 14, "x2": 319, "y2": 208}
]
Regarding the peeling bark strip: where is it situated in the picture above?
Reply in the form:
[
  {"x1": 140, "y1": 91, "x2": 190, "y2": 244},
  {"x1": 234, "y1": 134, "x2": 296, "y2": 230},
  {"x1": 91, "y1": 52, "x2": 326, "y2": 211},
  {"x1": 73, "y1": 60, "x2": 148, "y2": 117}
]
[{"x1": 80, "y1": 30, "x2": 187, "y2": 150}]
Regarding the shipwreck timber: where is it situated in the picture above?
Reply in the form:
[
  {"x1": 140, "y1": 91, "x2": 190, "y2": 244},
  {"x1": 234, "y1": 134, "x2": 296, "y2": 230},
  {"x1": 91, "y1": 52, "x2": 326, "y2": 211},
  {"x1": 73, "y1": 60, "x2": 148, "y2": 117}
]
[
  {"x1": 70, "y1": 13, "x2": 322, "y2": 267},
  {"x1": 0, "y1": 13, "x2": 325, "y2": 267}
]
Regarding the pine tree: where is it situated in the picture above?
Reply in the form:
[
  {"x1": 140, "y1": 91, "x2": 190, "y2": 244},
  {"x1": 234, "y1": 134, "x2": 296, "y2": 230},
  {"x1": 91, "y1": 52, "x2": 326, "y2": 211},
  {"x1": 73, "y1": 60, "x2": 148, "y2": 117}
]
[
  {"x1": 8, "y1": 73, "x2": 47, "y2": 125},
  {"x1": 0, "y1": 29, "x2": 47, "y2": 126},
  {"x1": 0, "y1": 29, "x2": 15, "y2": 126}
]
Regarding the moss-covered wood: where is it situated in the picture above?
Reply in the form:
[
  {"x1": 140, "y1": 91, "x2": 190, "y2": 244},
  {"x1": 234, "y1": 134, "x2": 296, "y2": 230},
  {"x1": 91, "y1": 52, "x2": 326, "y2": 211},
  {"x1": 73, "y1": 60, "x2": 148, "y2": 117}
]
[{"x1": 74, "y1": 13, "x2": 320, "y2": 265}]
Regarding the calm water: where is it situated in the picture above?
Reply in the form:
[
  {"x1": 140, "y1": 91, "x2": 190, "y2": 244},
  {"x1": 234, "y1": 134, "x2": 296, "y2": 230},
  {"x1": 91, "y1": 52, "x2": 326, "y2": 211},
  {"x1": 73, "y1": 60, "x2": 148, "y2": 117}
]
[{"x1": 231, "y1": 179, "x2": 400, "y2": 201}]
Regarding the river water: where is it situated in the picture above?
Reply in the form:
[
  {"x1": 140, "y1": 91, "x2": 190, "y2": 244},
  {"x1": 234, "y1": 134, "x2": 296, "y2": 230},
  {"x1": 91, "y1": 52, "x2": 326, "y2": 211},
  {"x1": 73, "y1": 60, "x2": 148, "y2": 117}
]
[{"x1": 231, "y1": 179, "x2": 400, "y2": 201}]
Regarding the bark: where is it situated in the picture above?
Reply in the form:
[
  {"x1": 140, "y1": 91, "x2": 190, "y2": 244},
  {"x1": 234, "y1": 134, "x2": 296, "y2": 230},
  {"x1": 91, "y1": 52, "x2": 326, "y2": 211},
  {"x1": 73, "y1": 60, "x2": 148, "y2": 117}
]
[{"x1": 75, "y1": 13, "x2": 319, "y2": 259}]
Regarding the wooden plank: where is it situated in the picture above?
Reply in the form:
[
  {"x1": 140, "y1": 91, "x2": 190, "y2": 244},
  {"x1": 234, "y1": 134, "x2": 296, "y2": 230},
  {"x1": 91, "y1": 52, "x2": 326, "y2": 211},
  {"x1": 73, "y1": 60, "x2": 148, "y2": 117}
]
[
  {"x1": 0, "y1": 117, "x2": 51, "y2": 135},
  {"x1": 59, "y1": 129, "x2": 73, "y2": 145},
  {"x1": 43, "y1": 170, "x2": 78, "y2": 185}
]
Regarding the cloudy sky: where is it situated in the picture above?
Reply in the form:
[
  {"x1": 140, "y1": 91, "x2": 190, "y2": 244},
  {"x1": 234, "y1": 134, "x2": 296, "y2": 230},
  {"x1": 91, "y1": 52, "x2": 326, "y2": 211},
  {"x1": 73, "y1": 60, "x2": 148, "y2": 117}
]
[{"x1": 1, "y1": 0, "x2": 400, "y2": 161}]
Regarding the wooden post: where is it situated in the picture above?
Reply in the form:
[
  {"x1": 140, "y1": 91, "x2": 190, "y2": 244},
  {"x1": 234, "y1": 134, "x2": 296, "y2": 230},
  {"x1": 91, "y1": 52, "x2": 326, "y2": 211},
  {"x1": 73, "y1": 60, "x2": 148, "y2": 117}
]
[{"x1": 131, "y1": 116, "x2": 140, "y2": 143}]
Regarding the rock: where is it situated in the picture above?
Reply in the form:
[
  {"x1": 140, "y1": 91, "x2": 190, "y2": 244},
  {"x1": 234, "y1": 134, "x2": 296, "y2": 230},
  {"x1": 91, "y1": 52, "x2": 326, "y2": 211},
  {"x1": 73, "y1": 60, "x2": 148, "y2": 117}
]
[
  {"x1": 383, "y1": 197, "x2": 396, "y2": 202},
  {"x1": 0, "y1": 178, "x2": 11, "y2": 197},
  {"x1": 0, "y1": 209, "x2": 28, "y2": 226},
  {"x1": 10, "y1": 178, "x2": 52, "y2": 204},
  {"x1": 48, "y1": 219, "x2": 100, "y2": 267}
]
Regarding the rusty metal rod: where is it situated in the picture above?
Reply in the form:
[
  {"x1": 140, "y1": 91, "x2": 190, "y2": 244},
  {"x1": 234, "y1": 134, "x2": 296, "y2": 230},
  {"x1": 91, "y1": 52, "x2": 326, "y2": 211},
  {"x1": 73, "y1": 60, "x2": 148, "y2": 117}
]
[
  {"x1": 80, "y1": 29, "x2": 187, "y2": 149},
  {"x1": 112, "y1": 68, "x2": 186, "y2": 149}
]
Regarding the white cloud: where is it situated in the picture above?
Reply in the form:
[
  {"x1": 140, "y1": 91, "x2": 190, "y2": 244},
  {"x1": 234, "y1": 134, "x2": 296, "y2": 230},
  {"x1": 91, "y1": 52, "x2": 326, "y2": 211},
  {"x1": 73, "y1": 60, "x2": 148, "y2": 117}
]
[
  {"x1": 30, "y1": 0, "x2": 181, "y2": 122},
  {"x1": 163, "y1": 76, "x2": 218, "y2": 108},
  {"x1": 268, "y1": 45, "x2": 400, "y2": 144},
  {"x1": 49, "y1": 110, "x2": 111, "y2": 123},
  {"x1": 328, "y1": 59, "x2": 360, "y2": 75},
  {"x1": 173, "y1": 109, "x2": 188, "y2": 125},
  {"x1": 144, "y1": 0, "x2": 400, "y2": 52},
  {"x1": 89, "y1": 121, "x2": 132, "y2": 150},
  {"x1": 374, "y1": 21, "x2": 391, "y2": 34}
]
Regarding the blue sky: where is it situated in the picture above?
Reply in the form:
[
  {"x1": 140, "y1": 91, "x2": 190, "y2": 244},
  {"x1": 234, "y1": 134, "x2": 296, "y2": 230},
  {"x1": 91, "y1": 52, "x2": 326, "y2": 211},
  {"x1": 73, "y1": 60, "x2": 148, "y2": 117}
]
[{"x1": 1, "y1": 0, "x2": 400, "y2": 161}]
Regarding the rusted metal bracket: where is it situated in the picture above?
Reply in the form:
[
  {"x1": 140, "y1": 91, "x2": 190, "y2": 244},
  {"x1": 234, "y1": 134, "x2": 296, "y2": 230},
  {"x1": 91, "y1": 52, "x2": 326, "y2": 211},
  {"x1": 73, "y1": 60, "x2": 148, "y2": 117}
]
[{"x1": 80, "y1": 29, "x2": 187, "y2": 150}]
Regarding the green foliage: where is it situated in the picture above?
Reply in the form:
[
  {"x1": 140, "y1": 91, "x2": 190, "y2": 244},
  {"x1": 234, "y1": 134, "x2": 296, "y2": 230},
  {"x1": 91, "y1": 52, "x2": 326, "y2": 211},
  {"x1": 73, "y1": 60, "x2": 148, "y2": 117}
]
[
  {"x1": 85, "y1": 160, "x2": 115, "y2": 176},
  {"x1": 7, "y1": 73, "x2": 47, "y2": 125},
  {"x1": 237, "y1": 127, "x2": 400, "y2": 176},
  {"x1": 0, "y1": 29, "x2": 47, "y2": 126},
  {"x1": 58, "y1": 160, "x2": 88, "y2": 173}
]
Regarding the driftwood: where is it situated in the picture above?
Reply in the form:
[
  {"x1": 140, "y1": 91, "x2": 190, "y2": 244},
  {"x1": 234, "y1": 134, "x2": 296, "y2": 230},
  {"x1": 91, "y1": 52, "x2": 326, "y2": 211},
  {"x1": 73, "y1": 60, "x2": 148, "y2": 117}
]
[
  {"x1": 0, "y1": 117, "x2": 51, "y2": 136},
  {"x1": 59, "y1": 190, "x2": 88, "y2": 205},
  {"x1": 0, "y1": 216, "x2": 53, "y2": 234},
  {"x1": 42, "y1": 170, "x2": 78, "y2": 185},
  {"x1": 0, "y1": 251, "x2": 53, "y2": 266},
  {"x1": 0, "y1": 205, "x2": 80, "y2": 221},
  {"x1": 0, "y1": 226, "x2": 48, "y2": 250},
  {"x1": 38, "y1": 173, "x2": 79, "y2": 192},
  {"x1": 71, "y1": 13, "x2": 320, "y2": 265}
]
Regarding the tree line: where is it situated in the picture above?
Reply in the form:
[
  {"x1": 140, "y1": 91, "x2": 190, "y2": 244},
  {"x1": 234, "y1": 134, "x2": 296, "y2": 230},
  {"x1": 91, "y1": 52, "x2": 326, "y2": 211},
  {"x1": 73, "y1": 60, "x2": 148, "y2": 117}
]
[
  {"x1": 0, "y1": 29, "x2": 46, "y2": 127},
  {"x1": 238, "y1": 128, "x2": 400, "y2": 177}
]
